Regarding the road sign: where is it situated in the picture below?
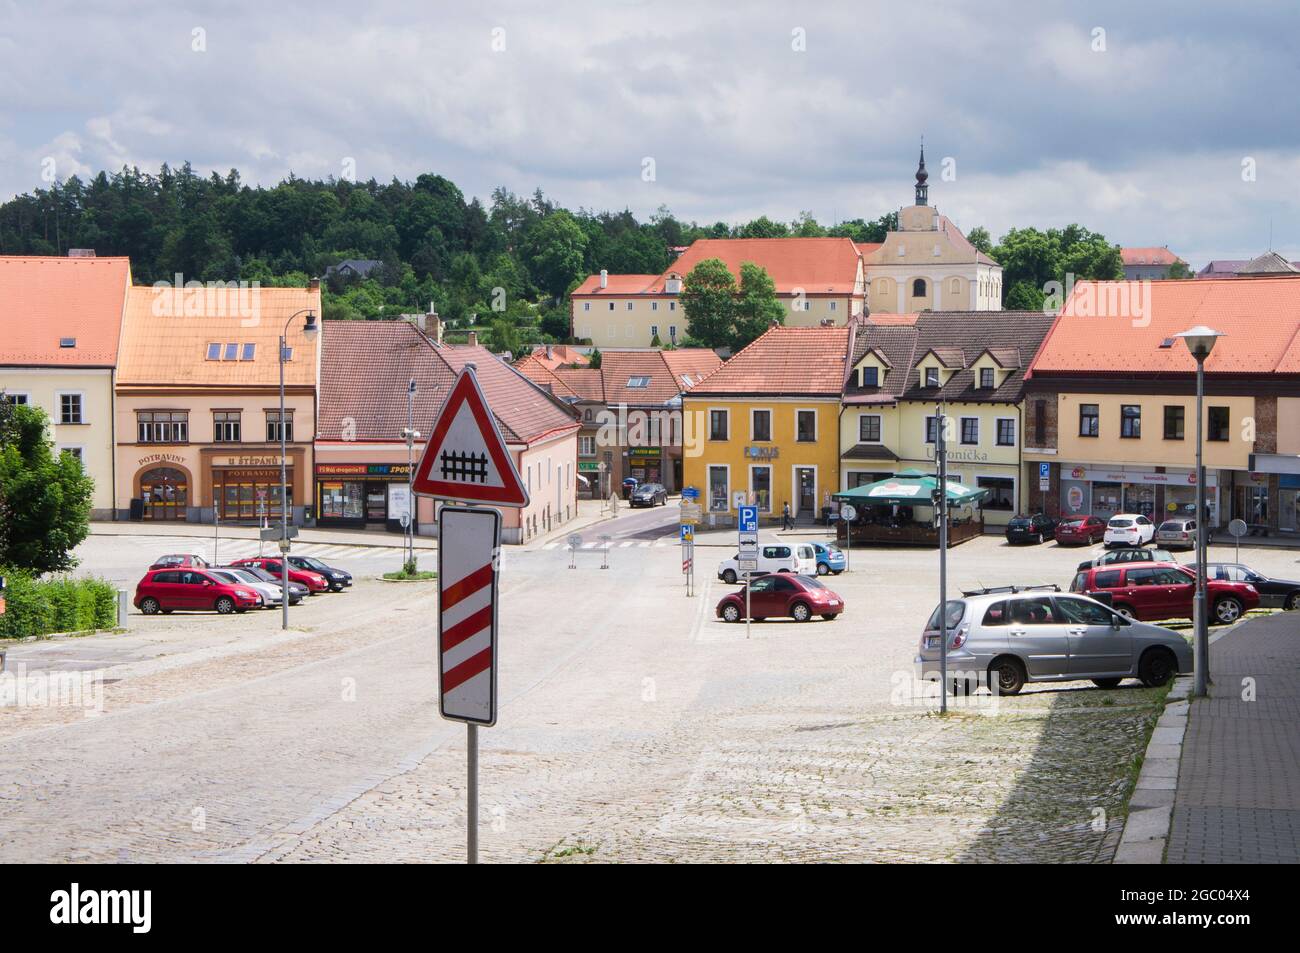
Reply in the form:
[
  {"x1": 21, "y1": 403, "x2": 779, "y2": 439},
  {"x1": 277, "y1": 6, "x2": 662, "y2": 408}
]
[
  {"x1": 1038, "y1": 462, "x2": 1051, "y2": 491},
  {"x1": 260, "y1": 525, "x2": 299, "y2": 541},
  {"x1": 1228, "y1": 518, "x2": 1247, "y2": 538},
  {"x1": 438, "y1": 507, "x2": 501, "y2": 726},
  {"x1": 739, "y1": 557, "x2": 758, "y2": 573},
  {"x1": 682, "y1": 556, "x2": 693, "y2": 573},
  {"x1": 840, "y1": 504, "x2": 857, "y2": 521},
  {"x1": 567, "y1": 533, "x2": 584, "y2": 549},
  {"x1": 739, "y1": 505, "x2": 759, "y2": 535},
  {"x1": 412, "y1": 365, "x2": 530, "y2": 507},
  {"x1": 682, "y1": 486, "x2": 700, "y2": 500},
  {"x1": 679, "y1": 501, "x2": 702, "y2": 524},
  {"x1": 680, "y1": 524, "x2": 694, "y2": 541}
]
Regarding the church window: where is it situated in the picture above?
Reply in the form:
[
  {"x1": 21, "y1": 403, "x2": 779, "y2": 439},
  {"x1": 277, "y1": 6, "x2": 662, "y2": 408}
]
[{"x1": 912, "y1": 278, "x2": 927, "y2": 298}]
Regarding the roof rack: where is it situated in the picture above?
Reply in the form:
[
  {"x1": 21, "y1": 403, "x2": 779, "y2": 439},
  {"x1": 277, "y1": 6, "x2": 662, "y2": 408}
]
[{"x1": 960, "y1": 583, "x2": 1061, "y2": 597}]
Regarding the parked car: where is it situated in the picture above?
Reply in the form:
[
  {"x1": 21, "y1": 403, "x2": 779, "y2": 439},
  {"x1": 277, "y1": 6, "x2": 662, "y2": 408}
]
[
  {"x1": 1054, "y1": 515, "x2": 1107, "y2": 546},
  {"x1": 717, "y1": 542, "x2": 817, "y2": 584},
  {"x1": 285, "y1": 555, "x2": 353, "y2": 591},
  {"x1": 1207, "y1": 563, "x2": 1300, "y2": 611},
  {"x1": 716, "y1": 573, "x2": 844, "y2": 623},
  {"x1": 1155, "y1": 518, "x2": 1198, "y2": 550},
  {"x1": 629, "y1": 482, "x2": 668, "y2": 507},
  {"x1": 134, "y1": 568, "x2": 262, "y2": 615},
  {"x1": 230, "y1": 556, "x2": 329, "y2": 594},
  {"x1": 1077, "y1": 548, "x2": 1178, "y2": 573},
  {"x1": 149, "y1": 553, "x2": 211, "y2": 571},
  {"x1": 232, "y1": 564, "x2": 309, "y2": 603},
  {"x1": 1004, "y1": 513, "x2": 1057, "y2": 544},
  {"x1": 1103, "y1": 514, "x2": 1155, "y2": 548},
  {"x1": 810, "y1": 541, "x2": 846, "y2": 575},
  {"x1": 1070, "y1": 562, "x2": 1259, "y2": 625},
  {"x1": 914, "y1": 587, "x2": 1193, "y2": 695},
  {"x1": 209, "y1": 568, "x2": 283, "y2": 608}
]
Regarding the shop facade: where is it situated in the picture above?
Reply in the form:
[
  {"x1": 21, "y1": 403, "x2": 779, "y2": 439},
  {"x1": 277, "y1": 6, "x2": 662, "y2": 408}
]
[
  {"x1": 314, "y1": 460, "x2": 421, "y2": 531},
  {"x1": 1053, "y1": 463, "x2": 1219, "y2": 524}
]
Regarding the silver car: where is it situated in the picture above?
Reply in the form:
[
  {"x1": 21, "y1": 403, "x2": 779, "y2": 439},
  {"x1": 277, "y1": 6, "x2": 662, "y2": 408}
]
[
  {"x1": 913, "y1": 586, "x2": 1193, "y2": 695},
  {"x1": 1156, "y1": 518, "x2": 1198, "y2": 550}
]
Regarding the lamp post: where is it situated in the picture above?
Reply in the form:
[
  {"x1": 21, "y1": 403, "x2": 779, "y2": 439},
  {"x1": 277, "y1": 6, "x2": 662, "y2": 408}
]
[
  {"x1": 935, "y1": 402, "x2": 948, "y2": 714},
  {"x1": 280, "y1": 308, "x2": 319, "y2": 630},
  {"x1": 1174, "y1": 325, "x2": 1224, "y2": 697},
  {"x1": 402, "y1": 378, "x2": 420, "y2": 570}
]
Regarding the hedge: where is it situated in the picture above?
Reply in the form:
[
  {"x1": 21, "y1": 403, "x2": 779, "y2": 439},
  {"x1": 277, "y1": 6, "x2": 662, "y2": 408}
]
[{"x1": 0, "y1": 569, "x2": 117, "y2": 639}]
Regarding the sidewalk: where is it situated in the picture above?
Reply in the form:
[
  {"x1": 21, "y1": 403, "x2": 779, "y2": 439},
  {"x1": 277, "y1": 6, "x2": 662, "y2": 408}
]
[
  {"x1": 1166, "y1": 611, "x2": 1300, "y2": 863},
  {"x1": 89, "y1": 520, "x2": 436, "y2": 550},
  {"x1": 522, "y1": 497, "x2": 617, "y2": 550}
]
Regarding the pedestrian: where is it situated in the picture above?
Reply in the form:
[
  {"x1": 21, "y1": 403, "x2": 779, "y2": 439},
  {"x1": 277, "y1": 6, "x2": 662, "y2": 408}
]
[{"x1": 782, "y1": 502, "x2": 792, "y2": 530}]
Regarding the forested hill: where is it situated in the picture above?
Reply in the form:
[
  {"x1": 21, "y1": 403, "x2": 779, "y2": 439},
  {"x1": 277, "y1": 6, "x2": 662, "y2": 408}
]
[{"x1": 0, "y1": 163, "x2": 896, "y2": 346}]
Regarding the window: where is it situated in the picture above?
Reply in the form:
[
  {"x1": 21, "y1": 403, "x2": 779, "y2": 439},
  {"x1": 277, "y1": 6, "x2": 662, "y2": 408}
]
[
  {"x1": 751, "y1": 465, "x2": 772, "y2": 511},
  {"x1": 266, "y1": 410, "x2": 293, "y2": 442},
  {"x1": 206, "y1": 342, "x2": 222, "y2": 360},
  {"x1": 583, "y1": 302, "x2": 590, "y2": 311},
  {"x1": 861, "y1": 366, "x2": 879, "y2": 387},
  {"x1": 709, "y1": 409, "x2": 729, "y2": 441},
  {"x1": 925, "y1": 416, "x2": 938, "y2": 444},
  {"x1": 579, "y1": 435, "x2": 595, "y2": 456},
  {"x1": 669, "y1": 325, "x2": 677, "y2": 341},
  {"x1": 925, "y1": 367, "x2": 939, "y2": 388},
  {"x1": 59, "y1": 337, "x2": 76, "y2": 348},
  {"x1": 241, "y1": 343, "x2": 256, "y2": 361},
  {"x1": 1208, "y1": 406, "x2": 1230, "y2": 441},
  {"x1": 1010, "y1": 597, "x2": 1057, "y2": 625},
  {"x1": 60, "y1": 446, "x2": 84, "y2": 462},
  {"x1": 1120, "y1": 404, "x2": 1141, "y2": 438},
  {"x1": 859, "y1": 414, "x2": 881, "y2": 442},
  {"x1": 751, "y1": 409, "x2": 772, "y2": 442},
  {"x1": 1055, "y1": 598, "x2": 1114, "y2": 625},
  {"x1": 651, "y1": 302, "x2": 658, "y2": 311},
  {"x1": 626, "y1": 376, "x2": 651, "y2": 389},
  {"x1": 912, "y1": 278, "x2": 927, "y2": 297},
  {"x1": 977, "y1": 476, "x2": 1015, "y2": 510},
  {"x1": 990, "y1": 418, "x2": 1013, "y2": 447},
  {"x1": 1079, "y1": 403, "x2": 1099, "y2": 437},
  {"x1": 649, "y1": 325, "x2": 658, "y2": 339},
  {"x1": 708, "y1": 465, "x2": 729, "y2": 512},
  {"x1": 1093, "y1": 569, "x2": 1122, "y2": 589},
  {"x1": 626, "y1": 302, "x2": 633, "y2": 310},
  {"x1": 979, "y1": 367, "x2": 995, "y2": 389},
  {"x1": 213, "y1": 411, "x2": 241, "y2": 442},
  {"x1": 830, "y1": 301, "x2": 837, "y2": 311},
  {"x1": 796, "y1": 409, "x2": 816, "y2": 442},
  {"x1": 58, "y1": 393, "x2": 83, "y2": 424},
  {"x1": 960, "y1": 417, "x2": 979, "y2": 445},
  {"x1": 2, "y1": 393, "x2": 28, "y2": 405},
  {"x1": 1163, "y1": 405, "x2": 1184, "y2": 440},
  {"x1": 136, "y1": 411, "x2": 189, "y2": 444},
  {"x1": 223, "y1": 342, "x2": 239, "y2": 361},
  {"x1": 608, "y1": 302, "x2": 615, "y2": 311},
  {"x1": 1034, "y1": 400, "x2": 1046, "y2": 445},
  {"x1": 669, "y1": 302, "x2": 676, "y2": 311}
]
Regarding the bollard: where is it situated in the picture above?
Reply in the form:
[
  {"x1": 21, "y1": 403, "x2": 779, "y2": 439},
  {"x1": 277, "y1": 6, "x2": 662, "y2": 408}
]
[{"x1": 117, "y1": 589, "x2": 130, "y2": 627}]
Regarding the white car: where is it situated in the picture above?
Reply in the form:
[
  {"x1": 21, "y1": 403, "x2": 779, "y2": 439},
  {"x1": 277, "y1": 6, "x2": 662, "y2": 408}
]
[
  {"x1": 1103, "y1": 514, "x2": 1155, "y2": 548},
  {"x1": 210, "y1": 568, "x2": 279, "y2": 607},
  {"x1": 717, "y1": 542, "x2": 817, "y2": 584}
]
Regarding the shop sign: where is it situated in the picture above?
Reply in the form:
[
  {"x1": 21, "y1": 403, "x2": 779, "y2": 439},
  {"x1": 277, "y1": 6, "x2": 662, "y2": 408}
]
[
  {"x1": 578, "y1": 461, "x2": 600, "y2": 472},
  {"x1": 1067, "y1": 485, "x2": 1085, "y2": 511},
  {"x1": 628, "y1": 447, "x2": 661, "y2": 458},
  {"x1": 315, "y1": 463, "x2": 412, "y2": 477},
  {"x1": 219, "y1": 467, "x2": 285, "y2": 481},
  {"x1": 137, "y1": 452, "x2": 185, "y2": 467},
  {"x1": 744, "y1": 446, "x2": 779, "y2": 460},
  {"x1": 222, "y1": 455, "x2": 284, "y2": 467},
  {"x1": 1065, "y1": 465, "x2": 1215, "y2": 487}
]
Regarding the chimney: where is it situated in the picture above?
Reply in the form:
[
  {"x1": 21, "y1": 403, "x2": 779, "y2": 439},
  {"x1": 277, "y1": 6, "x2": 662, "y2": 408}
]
[
  {"x1": 599, "y1": 269, "x2": 608, "y2": 289},
  {"x1": 308, "y1": 277, "x2": 320, "y2": 293},
  {"x1": 67, "y1": 248, "x2": 96, "y2": 258},
  {"x1": 545, "y1": 345, "x2": 553, "y2": 360},
  {"x1": 414, "y1": 312, "x2": 427, "y2": 332},
  {"x1": 769, "y1": 318, "x2": 781, "y2": 328},
  {"x1": 428, "y1": 303, "x2": 443, "y2": 346},
  {"x1": 468, "y1": 330, "x2": 478, "y2": 347}
]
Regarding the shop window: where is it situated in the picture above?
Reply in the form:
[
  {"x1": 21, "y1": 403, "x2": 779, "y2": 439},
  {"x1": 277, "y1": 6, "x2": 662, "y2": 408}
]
[
  {"x1": 1120, "y1": 404, "x2": 1141, "y2": 438},
  {"x1": 708, "y1": 465, "x2": 729, "y2": 512},
  {"x1": 751, "y1": 466, "x2": 772, "y2": 512},
  {"x1": 320, "y1": 481, "x2": 365, "y2": 520},
  {"x1": 266, "y1": 410, "x2": 294, "y2": 442},
  {"x1": 1079, "y1": 403, "x2": 1099, "y2": 437},
  {"x1": 1163, "y1": 405, "x2": 1184, "y2": 440},
  {"x1": 213, "y1": 411, "x2": 241, "y2": 443},
  {"x1": 1208, "y1": 406, "x2": 1230, "y2": 442},
  {"x1": 977, "y1": 476, "x2": 1015, "y2": 511}
]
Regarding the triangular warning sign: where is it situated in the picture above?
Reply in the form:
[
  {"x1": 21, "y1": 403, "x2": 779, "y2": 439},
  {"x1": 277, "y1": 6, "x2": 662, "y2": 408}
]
[{"x1": 412, "y1": 366, "x2": 530, "y2": 507}]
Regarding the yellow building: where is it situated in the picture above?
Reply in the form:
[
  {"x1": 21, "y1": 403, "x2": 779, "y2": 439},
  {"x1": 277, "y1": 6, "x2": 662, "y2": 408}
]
[
  {"x1": 682, "y1": 325, "x2": 848, "y2": 523},
  {"x1": 0, "y1": 255, "x2": 133, "y2": 519},
  {"x1": 840, "y1": 311, "x2": 1057, "y2": 526}
]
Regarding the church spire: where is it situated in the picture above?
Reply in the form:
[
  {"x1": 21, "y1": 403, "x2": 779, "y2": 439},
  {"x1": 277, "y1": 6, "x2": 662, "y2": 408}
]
[{"x1": 914, "y1": 138, "x2": 929, "y2": 206}]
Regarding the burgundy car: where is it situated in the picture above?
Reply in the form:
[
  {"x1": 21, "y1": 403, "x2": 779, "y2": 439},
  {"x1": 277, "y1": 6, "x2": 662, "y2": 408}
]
[
  {"x1": 135, "y1": 568, "x2": 262, "y2": 615},
  {"x1": 1071, "y1": 561, "x2": 1259, "y2": 625},
  {"x1": 1055, "y1": 515, "x2": 1107, "y2": 546},
  {"x1": 716, "y1": 573, "x2": 844, "y2": 623},
  {"x1": 230, "y1": 557, "x2": 329, "y2": 593},
  {"x1": 148, "y1": 553, "x2": 212, "y2": 571}
]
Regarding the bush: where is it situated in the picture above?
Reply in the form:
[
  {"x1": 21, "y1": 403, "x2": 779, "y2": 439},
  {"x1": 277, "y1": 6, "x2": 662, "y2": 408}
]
[{"x1": 0, "y1": 569, "x2": 119, "y2": 639}]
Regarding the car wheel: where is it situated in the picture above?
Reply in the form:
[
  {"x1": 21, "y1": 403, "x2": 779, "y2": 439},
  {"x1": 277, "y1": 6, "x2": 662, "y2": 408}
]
[
  {"x1": 1138, "y1": 647, "x2": 1177, "y2": 687},
  {"x1": 1285, "y1": 592, "x2": 1300, "y2": 611},
  {"x1": 1213, "y1": 596, "x2": 1243, "y2": 625},
  {"x1": 722, "y1": 569, "x2": 737, "y2": 584},
  {"x1": 215, "y1": 596, "x2": 235, "y2": 615},
  {"x1": 140, "y1": 597, "x2": 161, "y2": 615},
  {"x1": 790, "y1": 602, "x2": 811, "y2": 622},
  {"x1": 821, "y1": 614, "x2": 838, "y2": 621},
  {"x1": 722, "y1": 603, "x2": 741, "y2": 623},
  {"x1": 816, "y1": 562, "x2": 830, "y2": 576},
  {"x1": 1091, "y1": 678, "x2": 1123, "y2": 689},
  {"x1": 330, "y1": 583, "x2": 344, "y2": 592},
  {"x1": 988, "y1": 657, "x2": 1026, "y2": 695},
  {"x1": 1114, "y1": 604, "x2": 1136, "y2": 620}
]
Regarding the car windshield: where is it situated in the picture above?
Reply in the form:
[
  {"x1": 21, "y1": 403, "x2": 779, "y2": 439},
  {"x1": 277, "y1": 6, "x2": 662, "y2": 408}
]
[
  {"x1": 925, "y1": 600, "x2": 966, "y2": 631},
  {"x1": 209, "y1": 571, "x2": 238, "y2": 584},
  {"x1": 296, "y1": 557, "x2": 328, "y2": 571}
]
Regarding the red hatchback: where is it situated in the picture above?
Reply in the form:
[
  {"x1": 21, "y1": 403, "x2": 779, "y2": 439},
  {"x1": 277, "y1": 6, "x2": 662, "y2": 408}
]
[
  {"x1": 135, "y1": 568, "x2": 262, "y2": 615},
  {"x1": 231, "y1": 557, "x2": 329, "y2": 593},
  {"x1": 1071, "y1": 562, "x2": 1259, "y2": 625},
  {"x1": 716, "y1": 573, "x2": 844, "y2": 623},
  {"x1": 1055, "y1": 515, "x2": 1106, "y2": 546}
]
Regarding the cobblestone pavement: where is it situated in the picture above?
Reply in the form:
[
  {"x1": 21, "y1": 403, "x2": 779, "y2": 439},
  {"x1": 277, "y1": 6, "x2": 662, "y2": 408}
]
[
  {"x1": 2, "y1": 533, "x2": 1292, "y2": 863},
  {"x1": 1167, "y1": 612, "x2": 1300, "y2": 864}
]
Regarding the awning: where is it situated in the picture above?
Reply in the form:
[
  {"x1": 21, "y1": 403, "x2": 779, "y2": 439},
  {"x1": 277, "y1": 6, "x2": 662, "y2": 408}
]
[
  {"x1": 841, "y1": 442, "x2": 899, "y2": 461},
  {"x1": 833, "y1": 469, "x2": 988, "y2": 505}
]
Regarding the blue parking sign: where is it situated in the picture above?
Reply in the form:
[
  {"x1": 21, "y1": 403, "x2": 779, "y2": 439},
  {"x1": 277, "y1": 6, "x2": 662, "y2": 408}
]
[
  {"x1": 739, "y1": 505, "x2": 759, "y2": 534},
  {"x1": 1039, "y1": 462, "x2": 1050, "y2": 480}
]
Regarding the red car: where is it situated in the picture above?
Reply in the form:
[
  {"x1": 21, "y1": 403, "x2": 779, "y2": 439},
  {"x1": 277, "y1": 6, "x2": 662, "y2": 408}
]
[
  {"x1": 135, "y1": 568, "x2": 262, "y2": 615},
  {"x1": 230, "y1": 556, "x2": 329, "y2": 593},
  {"x1": 1071, "y1": 562, "x2": 1258, "y2": 625},
  {"x1": 715, "y1": 573, "x2": 844, "y2": 623},
  {"x1": 148, "y1": 553, "x2": 212, "y2": 570},
  {"x1": 1055, "y1": 515, "x2": 1106, "y2": 546}
]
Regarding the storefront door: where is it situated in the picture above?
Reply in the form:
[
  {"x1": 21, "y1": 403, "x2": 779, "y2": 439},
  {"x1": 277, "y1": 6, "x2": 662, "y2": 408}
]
[
  {"x1": 215, "y1": 468, "x2": 292, "y2": 522},
  {"x1": 796, "y1": 467, "x2": 816, "y2": 516},
  {"x1": 140, "y1": 467, "x2": 188, "y2": 520}
]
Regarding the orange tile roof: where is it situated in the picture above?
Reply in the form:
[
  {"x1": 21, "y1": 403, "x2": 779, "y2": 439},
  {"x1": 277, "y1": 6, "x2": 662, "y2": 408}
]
[
  {"x1": 1121, "y1": 246, "x2": 1182, "y2": 266},
  {"x1": 863, "y1": 312, "x2": 920, "y2": 326},
  {"x1": 658, "y1": 238, "x2": 861, "y2": 295},
  {"x1": 571, "y1": 274, "x2": 659, "y2": 296},
  {"x1": 0, "y1": 256, "x2": 131, "y2": 366},
  {"x1": 855, "y1": 242, "x2": 884, "y2": 257},
  {"x1": 526, "y1": 344, "x2": 590, "y2": 369},
  {"x1": 1029, "y1": 277, "x2": 1300, "y2": 377},
  {"x1": 117, "y1": 283, "x2": 322, "y2": 387},
  {"x1": 600, "y1": 348, "x2": 722, "y2": 404},
  {"x1": 686, "y1": 326, "x2": 850, "y2": 396}
]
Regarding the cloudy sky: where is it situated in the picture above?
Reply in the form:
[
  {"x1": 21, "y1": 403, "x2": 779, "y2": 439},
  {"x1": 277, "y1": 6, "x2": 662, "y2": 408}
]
[{"x1": 2, "y1": 0, "x2": 1297, "y2": 267}]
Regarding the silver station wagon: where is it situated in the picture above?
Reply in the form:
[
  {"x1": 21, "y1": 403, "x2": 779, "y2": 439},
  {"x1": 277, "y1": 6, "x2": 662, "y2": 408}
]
[{"x1": 914, "y1": 585, "x2": 1193, "y2": 695}]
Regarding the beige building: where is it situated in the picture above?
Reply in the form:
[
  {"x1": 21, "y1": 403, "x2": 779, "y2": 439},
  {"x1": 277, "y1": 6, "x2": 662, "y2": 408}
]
[{"x1": 0, "y1": 255, "x2": 133, "y2": 519}]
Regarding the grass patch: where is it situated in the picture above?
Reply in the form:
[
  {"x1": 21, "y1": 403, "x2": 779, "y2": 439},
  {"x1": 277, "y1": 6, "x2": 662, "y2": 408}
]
[{"x1": 382, "y1": 556, "x2": 437, "y2": 581}]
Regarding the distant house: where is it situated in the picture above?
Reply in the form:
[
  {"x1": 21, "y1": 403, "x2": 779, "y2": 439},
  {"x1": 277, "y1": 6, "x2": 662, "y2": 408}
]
[
  {"x1": 1121, "y1": 247, "x2": 1186, "y2": 281},
  {"x1": 324, "y1": 259, "x2": 383, "y2": 280},
  {"x1": 1196, "y1": 252, "x2": 1300, "y2": 279}
]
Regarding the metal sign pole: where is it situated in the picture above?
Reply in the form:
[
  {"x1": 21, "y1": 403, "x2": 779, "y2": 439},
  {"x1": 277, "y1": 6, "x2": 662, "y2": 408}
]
[
  {"x1": 467, "y1": 722, "x2": 478, "y2": 864},
  {"x1": 213, "y1": 494, "x2": 220, "y2": 565},
  {"x1": 937, "y1": 406, "x2": 948, "y2": 714},
  {"x1": 745, "y1": 574, "x2": 751, "y2": 640}
]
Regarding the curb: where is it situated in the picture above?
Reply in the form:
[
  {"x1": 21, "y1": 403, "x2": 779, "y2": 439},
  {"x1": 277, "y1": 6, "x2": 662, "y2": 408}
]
[
  {"x1": 1113, "y1": 676, "x2": 1191, "y2": 863},
  {"x1": 89, "y1": 527, "x2": 436, "y2": 552}
]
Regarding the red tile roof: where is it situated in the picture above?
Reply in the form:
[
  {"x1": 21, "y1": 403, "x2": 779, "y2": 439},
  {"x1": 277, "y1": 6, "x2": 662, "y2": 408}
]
[
  {"x1": 1029, "y1": 278, "x2": 1300, "y2": 377},
  {"x1": 1121, "y1": 246, "x2": 1182, "y2": 266},
  {"x1": 600, "y1": 348, "x2": 721, "y2": 404},
  {"x1": 571, "y1": 274, "x2": 659, "y2": 296},
  {"x1": 659, "y1": 238, "x2": 861, "y2": 295},
  {"x1": 318, "y1": 321, "x2": 578, "y2": 445},
  {"x1": 0, "y1": 255, "x2": 131, "y2": 367},
  {"x1": 686, "y1": 326, "x2": 850, "y2": 396},
  {"x1": 863, "y1": 312, "x2": 920, "y2": 326},
  {"x1": 525, "y1": 344, "x2": 590, "y2": 369}
]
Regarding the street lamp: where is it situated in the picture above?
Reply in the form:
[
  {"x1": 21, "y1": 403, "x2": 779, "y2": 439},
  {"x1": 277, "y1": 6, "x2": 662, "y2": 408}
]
[
  {"x1": 1174, "y1": 325, "x2": 1224, "y2": 697},
  {"x1": 402, "y1": 378, "x2": 420, "y2": 570},
  {"x1": 279, "y1": 308, "x2": 319, "y2": 630}
]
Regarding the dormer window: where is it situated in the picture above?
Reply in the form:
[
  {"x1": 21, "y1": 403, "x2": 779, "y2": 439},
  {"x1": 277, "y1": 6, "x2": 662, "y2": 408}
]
[
  {"x1": 627, "y1": 376, "x2": 651, "y2": 389},
  {"x1": 925, "y1": 367, "x2": 940, "y2": 388},
  {"x1": 861, "y1": 366, "x2": 879, "y2": 387},
  {"x1": 59, "y1": 337, "x2": 76, "y2": 348},
  {"x1": 980, "y1": 367, "x2": 995, "y2": 389}
]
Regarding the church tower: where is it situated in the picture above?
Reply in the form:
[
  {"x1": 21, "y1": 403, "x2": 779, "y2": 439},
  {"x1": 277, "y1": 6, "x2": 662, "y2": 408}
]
[{"x1": 914, "y1": 142, "x2": 929, "y2": 207}]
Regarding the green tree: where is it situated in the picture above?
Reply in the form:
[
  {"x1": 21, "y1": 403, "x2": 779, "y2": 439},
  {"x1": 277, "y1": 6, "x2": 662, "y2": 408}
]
[
  {"x1": 966, "y1": 226, "x2": 993, "y2": 255},
  {"x1": 732, "y1": 261, "x2": 784, "y2": 350},
  {"x1": 737, "y1": 215, "x2": 788, "y2": 239},
  {"x1": 0, "y1": 403, "x2": 93, "y2": 573},
  {"x1": 1167, "y1": 260, "x2": 1193, "y2": 279},
  {"x1": 681, "y1": 258, "x2": 737, "y2": 349},
  {"x1": 522, "y1": 210, "x2": 588, "y2": 299},
  {"x1": 588, "y1": 348, "x2": 602, "y2": 369}
]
